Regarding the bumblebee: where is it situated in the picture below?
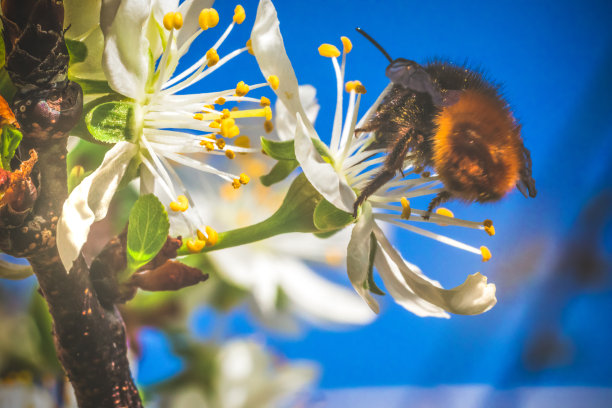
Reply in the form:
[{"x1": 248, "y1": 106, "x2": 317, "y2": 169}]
[{"x1": 353, "y1": 28, "x2": 537, "y2": 217}]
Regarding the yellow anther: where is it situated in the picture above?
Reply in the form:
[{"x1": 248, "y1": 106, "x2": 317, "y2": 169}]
[
  {"x1": 70, "y1": 165, "x2": 84, "y2": 179},
  {"x1": 260, "y1": 96, "x2": 271, "y2": 106},
  {"x1": 400, "y1": 197, "x2": 411, "y2": 219},
  {"x1": 198, "y1": 8, "x2": 219, "y2": 30},
  {"x1": 436, "y1": 208, "x2": 454, "y2": 218},
  {"x1": 346, "y1": 80, "x2": 367, "y2": 94},
  {"x1": 233, "y1": 5, "x2": 246, "y2": 24},
  {"x1": 216, "y1": 137, "x2": 226, "y2": 149},
  {"x1": 264, "y1": 120, "x2": 274, "y2": 133},
  {"x1": 263, "y1": 106, "x2": 272, "y2": 121},
  {"x1": 483, "y1": 219, "x2": 495, "y2": 236},
  {"x1": 221, "y1": 109, "x2": 231, "y2": 119},
  {"x1": 200, "y1": 140, "x2": 215, "y2": 151},
  {"x1": 235, "y1": 135, "x2": 251, "y2": 148},
  {"x1": 341, "y1": 36, "x2": 352, "y2": 53},
  {"x1": 186, "y1": 238, "x2": 206, "y2": 253},
  {"x1": 325, "y1": 249, "x2": 343, "y2": 266},
  {"x1": 203, "y1": 104, "x2": 215, "y2": 111},
  {"x1": 231, "y1": 106, "x2": 239, "y2": 111},
  {"x1": 172, "y1": 12, "x2": 183, "y2": 29},
  {"x1": 205, "y1": 226, "x2": 218, "y2": 246},
  {"x1": 163, "y1": 12, "x2": 175, "y2": 30},
  {"x1": 193, "y1": 113, "x2": 204, "y2": 120},
  {"x1": 232, "y1": 178, "x2": 242, "y2": 189},
  {"x1": 215, "y1": 97, "x2": 226, "y2": 105},
  {"x1": 318, "y1": 43, "x2": 341, "y2": 58},
  {"x1": 246, "y1": 39, "x2": 254, "y2": 55},
  {"x1": 169, "y1": 195, "x2": 189, "y2": 212},
  {"x1": 206, "y1": 48, "x2": 219, "y2": 67},
  {"x1": 235, "y1": 81, "x2": 250, "y2": 97},
  {"x1": 267, "y1": 75, "x2": 280, "y2": 90},
  {"x1": 196, "y1": 229, "x2": 206, "y2": 241},
  {"x1": 435, "y1": 207, "x2": 454, "y2": 226},
  {"x1": 220, "y1": 118, "x2": 240, "y2": 138},
  {"x1": 225, "y1": 149, "x2": 236, "y2": 159},
  {"x1": 480, "y1": 246, "x2": 492, "y2": 262},
  {"x1": 209, "y1": 120, "x2": 220, "y2": 128},
  {"x1": 239, "y1": 173, "x2": 250, "y2": 185}
]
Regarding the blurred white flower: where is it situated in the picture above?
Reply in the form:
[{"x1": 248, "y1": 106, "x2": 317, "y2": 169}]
[
  {"x1": 157, "y1": 339, "x2": 315, "y2": 408},
  {"x1": 250, "y1": 0, "x2": 497, "y2": 317}
]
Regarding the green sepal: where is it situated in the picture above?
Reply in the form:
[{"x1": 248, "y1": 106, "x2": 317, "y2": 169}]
[
  {"x1": 71, "y1": 93, "x2": 124, "y2": 143},
  {"x1": 0, "y1": 125, "x2": 22, "y2": 170},
  {"x1": 65, "y1": 38, "x2": 87, "y2": 65},
  {"x1": 259, "y1": 159, "x2": 298, "y2": 186},
  {"x1": 314, "y1": 229, "x2": 341, "y2": 239},
  {"x1": 313, "y1": 198, "x2": 354, "y2": 232},
  {"x1": 117, "y1": 155, "x2": 142, "y2": 190},
  {"x1": 260, "y1": 137, "x2": 296, "y2": 160},
  {"x1": 74, "y1": 78, "x2": 114, "y2": 95},
  {"x1": 126, "y1": 194, "x2": 170, "y2": 273},
  {"x1": 311, "y1": 137, "x2": 334, "y2": 163},
  {"x1": 365, "y1": 232, "x2": 385, "y2": 296},
  {"x1": 177, "y1": 173, "x2": 324, "y2": 255},
  {"x1": 86, "y1": 101, "x2": 141, "y2": 143},
  {"x1": 0, "y1": 258, "x2": 33, "y2": 280}
]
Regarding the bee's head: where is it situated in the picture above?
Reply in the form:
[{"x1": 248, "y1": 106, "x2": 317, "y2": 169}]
[
  {"x1": 386, "y1": 58, "x2": 442, "y2": 105},
  {"x1": 355, "y1": 28, "x2": 442, "y2": 105}
]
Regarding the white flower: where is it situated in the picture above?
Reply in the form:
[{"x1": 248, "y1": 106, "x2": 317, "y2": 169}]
[
  {"x1": 156, "y1": 339, "x2": 316, "y2": 408},
  {"x1": 58, "y1": 0, "x2": 275, "y2": 271},
  {"x1": 251, "y1": 0, "x2": 497, "y2": 317},
  {"x1": 179, "y1": 88, "x2": 375, "y2": 329}
]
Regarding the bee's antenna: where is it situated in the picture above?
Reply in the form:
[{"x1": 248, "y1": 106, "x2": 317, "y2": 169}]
[{"x1": 355, "y1": 27, "x2": 393, "y2": 63}]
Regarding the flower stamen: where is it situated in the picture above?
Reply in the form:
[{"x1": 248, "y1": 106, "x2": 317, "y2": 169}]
[
  {"x1": 199, "y1": 8, "x2": 219, "y2": 30},
  {"x1": 169, "y1": 195, "x2": 189, "y2": 212}
]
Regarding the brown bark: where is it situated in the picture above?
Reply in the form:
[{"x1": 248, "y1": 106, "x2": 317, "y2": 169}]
[{"x1": 0, "y1": 93, "x2": 144, "y2": 406}]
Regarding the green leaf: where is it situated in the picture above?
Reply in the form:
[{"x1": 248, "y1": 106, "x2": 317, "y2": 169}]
[
  {"x1": 313, "y1": 198, "x2": 354, "y2": 232},
  {"x1": 0, "y1": 69, "x2": 16, "y2": 102},
  {"x1": 366, "y1": 233, "x2": 385, "y2": 296},
  {"x1": 260, "y1": 137, "x2": 296, "y2": 160},
  {"x1": 0, "y1": 258, "x2": 33, "y2": 280},
  {"x1": 259, "y1": 159, "x2": 298, "y2": 186},
  {"x1": 0, "y1": 125, "x2": 22, "y2": 170},
  {"x1": 127, "y1": 194, "x2": 170, "y2": 271},
  {"x1": 65, "y1": 38, "x2": 88, "y2": 65},
  {"x1": 86, "y1": 101, "x2": 141, "y2": 143}
]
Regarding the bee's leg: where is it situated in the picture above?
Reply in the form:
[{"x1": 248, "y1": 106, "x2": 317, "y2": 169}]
[
  {"x1": 424, "y1": 191, "x2": 452, "y2": 219},
  {"x1": 353, "y1": 168, "x2": 396, "y2": 217},
  {"x1": 353, "y1": 129, "x2": 416, "y2": 217}
]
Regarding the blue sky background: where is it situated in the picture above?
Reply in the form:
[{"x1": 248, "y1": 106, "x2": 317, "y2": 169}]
[
  {"x1": 164, "y1": 0, "x2": 612, "y2": 390},
  {"x1": 2, "y1": 0, "x2": 611, "y2": 400}
]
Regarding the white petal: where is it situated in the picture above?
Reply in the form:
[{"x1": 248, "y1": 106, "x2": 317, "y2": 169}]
[
  {"x1": 176, "y1": 0, "x2": 214, "y2": 48},
  {"x1": 100, "y1": 0, "x2": 152, "y2": 100},
  {"x1": 275, "y1": 85, "x2": 320, "y2": 141},
  {"x1": 294, "y1": 114, "x2": 356, "y2": 213},
  {"x1": 251, "y1": 0, "x2": 306, "y2": 121},
  {"x1": 280, "y1": 257, "x2": 377, "y2": 325},
  {"x1": 57, "y1": 142, "x2": 138, "y2": 272},
  {"x1": 374, "y1": 225, "x2": 497, "y2": 315},
  {"x1": 346, "y1": 203, "x2": 380, "y2": 313},
  {"x1": 374, "y1": 244, "x2": 450, "y2": 318}
]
